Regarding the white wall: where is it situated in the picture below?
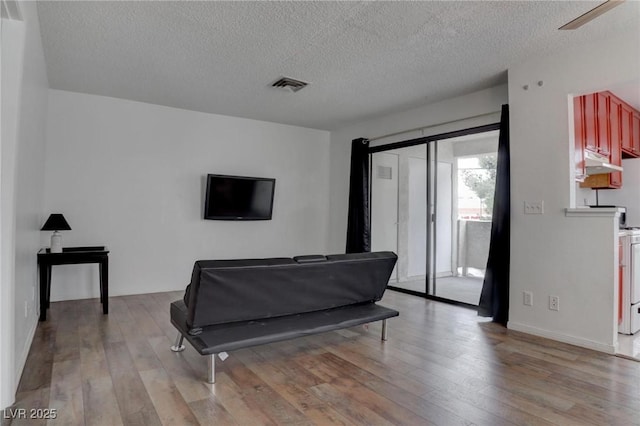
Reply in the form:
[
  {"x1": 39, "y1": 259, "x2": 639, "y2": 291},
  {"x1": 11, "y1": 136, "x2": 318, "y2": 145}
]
[
  {"x1": 1, "y1": 1, "x2": 49, "y2": 409},
  {"x1": 507, "y1": 29, "x2": 640, "y2": 352},
  {"x1": 597, "y1": 159, "x2": 640, "y2": 227},
  {"x1": 44, "y1": 90, "x2": 330, "y2": 301},
  {"x1": 328, "y1": 84, "x2": 507, "y2": 252}
]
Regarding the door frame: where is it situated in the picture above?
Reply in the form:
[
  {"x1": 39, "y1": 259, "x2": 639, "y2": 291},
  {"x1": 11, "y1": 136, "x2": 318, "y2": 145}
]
[{"x1": 368, "y1": 123, "x2": 500, "y2": 308}]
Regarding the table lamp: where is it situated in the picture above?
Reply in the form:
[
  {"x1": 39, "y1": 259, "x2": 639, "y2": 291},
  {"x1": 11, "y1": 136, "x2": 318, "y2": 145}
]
[{"x1": 41, "y1": 214, "x2": 71, "y2": 253}]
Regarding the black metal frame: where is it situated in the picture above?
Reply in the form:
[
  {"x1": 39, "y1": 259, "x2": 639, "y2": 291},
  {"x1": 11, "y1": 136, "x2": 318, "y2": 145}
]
[{"x1": 368, "y1": 122, "x2": 500, "y2": 308}]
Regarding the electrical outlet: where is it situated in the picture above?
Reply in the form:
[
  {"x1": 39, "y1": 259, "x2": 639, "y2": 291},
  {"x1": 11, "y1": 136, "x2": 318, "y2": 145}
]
[
  {"x1": 523, "y1": 291, "x2": 533, "y2": 306},
  {"x1": 524, "y1": 201, "x2": 544, "y2": 214},
  {"x1": 549, "y1": 295, "x2": 560, "y2": 311}
]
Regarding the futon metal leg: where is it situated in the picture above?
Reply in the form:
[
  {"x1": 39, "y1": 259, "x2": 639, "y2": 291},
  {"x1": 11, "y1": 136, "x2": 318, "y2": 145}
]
[
  {"x1": 207, "y1": 354, "x2": 215, "y2": 384},
  {"x1": 381, "y1": 319, "x2": 388, "y2": 341},
  {"x1": 170, "y1": 333, "x2": 185, "y2": 352}
]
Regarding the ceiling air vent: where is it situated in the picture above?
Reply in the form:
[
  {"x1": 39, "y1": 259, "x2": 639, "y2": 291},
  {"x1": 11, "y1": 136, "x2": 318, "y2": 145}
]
[{"x1": 271, "y1": 77, "x2": 309, "y2": 93}]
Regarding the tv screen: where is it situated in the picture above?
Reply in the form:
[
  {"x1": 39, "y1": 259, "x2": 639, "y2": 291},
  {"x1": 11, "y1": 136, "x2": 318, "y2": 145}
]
[{"x1": 204, "y1": 174, "x2": 275, "y2": 220}]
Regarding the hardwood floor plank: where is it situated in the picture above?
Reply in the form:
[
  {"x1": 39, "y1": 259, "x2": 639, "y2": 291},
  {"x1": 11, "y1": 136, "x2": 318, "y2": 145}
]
[
  {"x1": 47, "y1": 359, "x2": 85, "y2": 426},
  {"x1": 147, "y1": 336, "x2": 215, "y2": 403},
  {"x1": 103, "y1": 342, "x2": 162, "y2": 426},
  {"x1": 52, "y1": 329, "x2": 80, "y2": 363},
  {"x1": 480, "y1": 385, "x2": 596, "y2": 426},
  {"x1": 318, "y1": 343, "x2": 438, "y2": 396},
  {"x1": 16, "y1": 324, "x2": 56, "y2": 392},
  {"x1": 12, "y1": 290, "x2": 640, "y2": 426},
  {"x1": 188, "y1": 396, "x2": 237, "y2": 426},
  {"x1": 81, "y1": 377, "x2": 123, "y2": 426},
  {"x1": 78, "y1": 319, "x2": 111, "y2": 381},
  {"x1": 238, "y1": 349, "x2": 355, "y2": 426},
  {"x1": 224, "y1": 361, "x2": 311, "y2": 425},
  {"x1": 139, "y1": 368, "x2": 199, "y2": 426},
  {"x1": 96, "y1": 316, "x2": 124, "y2": 345},
  {"x1": 120, "y1": 301, "x2": 164, "y2": 339},
  {"x1": 306, "y1": 351, "x2": 484, "y2": 426},
  {"x1": 8, "y1": 388, "x2": 51, "y2": 426},
  {"x1": 326, "y1": 375, "x2": 432, "y2": 425},
  {"x1": 124, "y1": 338, "x2": 164, "y2": 373},
  {"x1": 308, "y1": 383, "x2": 396, "y2": 426},
  {"x1": 205, "y1": 372, "x2": 276, "y2": 426},
  {"x1": 422, "y1": 387, "x2": 517, "y2": 426}
]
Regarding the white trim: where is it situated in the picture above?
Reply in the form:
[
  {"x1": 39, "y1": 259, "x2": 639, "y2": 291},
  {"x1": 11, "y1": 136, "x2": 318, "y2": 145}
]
[
  {"x1": 15, "y1": 316, "x2": 37, "y2": 391},
  {"x1": 507, "y1": 321, "x2": 616, "y2": 354},
  {"x1": 565, "y1": 207, "x2": 623, "y2": 218}
]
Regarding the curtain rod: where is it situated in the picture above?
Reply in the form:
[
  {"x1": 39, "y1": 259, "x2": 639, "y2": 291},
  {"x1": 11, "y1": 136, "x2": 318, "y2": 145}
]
[{"x1": 368, "y1": 110, "x2": 501, "y2": 142}]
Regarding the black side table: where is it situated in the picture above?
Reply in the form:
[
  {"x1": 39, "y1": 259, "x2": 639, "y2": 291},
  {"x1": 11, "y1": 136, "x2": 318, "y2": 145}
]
[{"x1": 37, "y1": 246, "x2": 109, "y2": 321}]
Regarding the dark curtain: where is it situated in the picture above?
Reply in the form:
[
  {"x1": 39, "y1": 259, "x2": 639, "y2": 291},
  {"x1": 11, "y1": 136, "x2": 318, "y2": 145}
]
[
  {"x1": 346, "y1": 138, "x2": 371, "y2": 253},
  {"x1": 478, "y1": 104, "x2": 510, "y2": 324}
]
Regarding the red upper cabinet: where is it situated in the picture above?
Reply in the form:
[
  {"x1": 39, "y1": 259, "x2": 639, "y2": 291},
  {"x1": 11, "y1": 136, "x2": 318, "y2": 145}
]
[
  {"x1": 632, "y1": 111, "x2": 640, "y2": 156},
  {"x1": 577, "y1": 90, "x2": 639, "y2": 189},
  {"x1": 609, "y1": 96, "x2": 622, "y2": 188},
  {"x1": 596, "y1": 92, "x2": 610, "y2": 156},
  {"x1": 584, "y1": 94, "x2": 598, "y2": 153},
  {"x1": 620, "y1": 100, "x2": 640, "y2": 158},
  {"x1": 621, "y1": 103, "x2": 633, "y2": 153}
]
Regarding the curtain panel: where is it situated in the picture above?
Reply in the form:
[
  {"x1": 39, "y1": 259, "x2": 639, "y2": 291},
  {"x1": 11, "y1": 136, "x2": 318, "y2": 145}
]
[
  {"x1": 478, "y1": 104, "x2": 510, "y2": 324},
  {"x1": 346, "y1": 138, "x2": 371, "y2": 253}
]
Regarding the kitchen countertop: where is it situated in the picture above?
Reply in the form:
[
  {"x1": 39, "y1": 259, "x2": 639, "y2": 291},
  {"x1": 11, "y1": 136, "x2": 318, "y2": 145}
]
[
  {"x1": 619, "y1": 228, "x2": 640, "y2": 237},
  {"x1": 565, "y1": 207, "x2": 626, "y2": 217}
]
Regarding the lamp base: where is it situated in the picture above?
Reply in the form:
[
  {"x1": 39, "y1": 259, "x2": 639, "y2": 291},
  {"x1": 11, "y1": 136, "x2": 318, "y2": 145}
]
[{"x1": 51, "y1": 231, "x2": 62, "y2": 253}]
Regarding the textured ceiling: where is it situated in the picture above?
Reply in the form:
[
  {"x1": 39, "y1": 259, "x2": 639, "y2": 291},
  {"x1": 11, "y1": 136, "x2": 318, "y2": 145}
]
[{"x1": 37, "y1": 1, "x2": 640, "y2": 130}]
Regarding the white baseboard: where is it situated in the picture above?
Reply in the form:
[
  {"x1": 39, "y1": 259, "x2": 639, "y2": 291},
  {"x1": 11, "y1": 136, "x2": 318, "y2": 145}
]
[
  {"x1": 507, "y1": 321, "x2": 616, "y2": 354},
  {"x1": 14, "y1": 315, "x2": 38, "y2": 393}
]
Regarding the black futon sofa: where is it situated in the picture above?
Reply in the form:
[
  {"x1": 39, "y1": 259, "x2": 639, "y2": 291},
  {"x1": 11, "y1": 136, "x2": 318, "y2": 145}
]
[{"x1": 169, "y1": 251, "x2": 399, "y2": 383}]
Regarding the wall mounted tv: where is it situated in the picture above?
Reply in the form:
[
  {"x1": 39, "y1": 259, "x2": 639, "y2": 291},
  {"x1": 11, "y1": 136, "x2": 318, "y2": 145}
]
[{"x1": 204, "y1": 174, "x2": 275, "y2": 220}]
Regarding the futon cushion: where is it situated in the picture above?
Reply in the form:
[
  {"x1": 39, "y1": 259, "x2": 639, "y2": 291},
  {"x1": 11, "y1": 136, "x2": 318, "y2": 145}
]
[{"x1": 184, "y1": 251, "x2": 397, "y2": 331}]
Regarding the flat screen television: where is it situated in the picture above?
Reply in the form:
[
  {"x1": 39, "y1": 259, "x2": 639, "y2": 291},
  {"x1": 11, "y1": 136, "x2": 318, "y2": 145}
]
[{"x1": 204, "y1": 174, "x2": 275, "y2": 220}]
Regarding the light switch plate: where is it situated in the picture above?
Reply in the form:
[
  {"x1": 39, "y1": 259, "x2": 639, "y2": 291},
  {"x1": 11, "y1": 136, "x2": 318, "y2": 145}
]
[{"x1": 524, "y1": 201, "x2": 544, "y2": 214}]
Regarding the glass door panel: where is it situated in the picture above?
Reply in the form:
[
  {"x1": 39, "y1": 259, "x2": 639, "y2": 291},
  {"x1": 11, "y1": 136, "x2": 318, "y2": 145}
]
[
  {"x1": 371, "y1": 145, "x2": 427, "y2": 294},
  {"x1": 431, "y1": 131, "x2": 499, "y2": 305},
  {"x1": 370, "y1": 127, "x2": 498, "y2": 305},
  {"x1": 371, "y1": 152, "x2": 399, "y2": 282}
]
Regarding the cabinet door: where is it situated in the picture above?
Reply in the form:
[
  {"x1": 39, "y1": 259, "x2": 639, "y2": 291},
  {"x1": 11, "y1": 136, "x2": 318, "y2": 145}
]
[
  {"x1": 573, "y1": 96, "x2": 585, "y2": 181},
  {"x1": 584, "y1": 94, "x2": 597, "y2": 152},
  {"x1": 596, "y1": 92, "x2": 610, "y2": 156},
  {"x1": 621, "y1": 103, "x2": 633, "y2": 153},
  {"x1": 609, "y1": 96, "x2": 622, "y2": 187},
  {"x1": 633, "y1": 112, "x2": 640, "y2": 155}
]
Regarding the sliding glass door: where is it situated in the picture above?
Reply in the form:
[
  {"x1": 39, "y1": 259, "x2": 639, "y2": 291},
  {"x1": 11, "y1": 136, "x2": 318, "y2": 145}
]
[
  {"x1": 371, "y1": 145, "x2": 427, "y2": 294},
  {"x1": 370, "y1": 127, "x2": 498, "y2": 306}
]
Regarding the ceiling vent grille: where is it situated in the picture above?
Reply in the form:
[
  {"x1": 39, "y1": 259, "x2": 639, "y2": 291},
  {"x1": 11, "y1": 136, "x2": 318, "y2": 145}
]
[{"x1": 271, "y1": 77, "x2": 309, "y2": 93}]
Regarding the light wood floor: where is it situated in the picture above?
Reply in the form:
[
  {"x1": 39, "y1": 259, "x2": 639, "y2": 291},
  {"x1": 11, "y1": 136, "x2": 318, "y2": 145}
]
[{"x1": 8, "y1": 290, "x2": 640, "y2": 425}]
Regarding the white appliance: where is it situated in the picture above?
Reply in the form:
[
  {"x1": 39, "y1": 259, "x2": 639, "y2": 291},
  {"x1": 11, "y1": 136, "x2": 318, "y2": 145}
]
[{"x1": 619, "y1": 229, "x2": 640, "y2": 334}]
